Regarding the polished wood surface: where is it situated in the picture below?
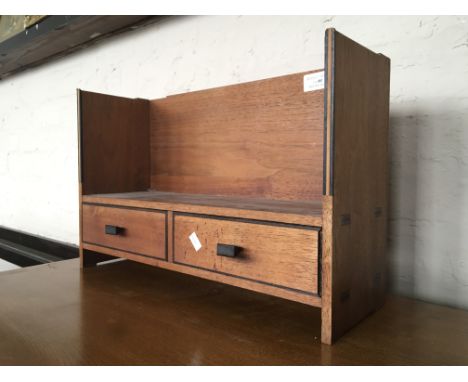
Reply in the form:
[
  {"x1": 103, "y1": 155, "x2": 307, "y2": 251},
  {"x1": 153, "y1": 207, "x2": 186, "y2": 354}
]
[
  {"x1": 83, "y1": 191, "x2": 323, "y2": 226},
  {"x1": 174, "y1": 214, "x2": 318, "y2": 294},
  {"x1": 0, "y1": 259, "x2": 467, "y2": 366},
  {"x1": 82, "y1": 204, "x2": 167, "y2": 260},
  {"x1": 150, "y1": 71, "x2": 324, "y2": 201},
  {"x1": 321, "y1": 29, "x2": 391, "y2": 344},
  {"x1": 79, "y1": 90, "x2": 150, "y2": 195}
]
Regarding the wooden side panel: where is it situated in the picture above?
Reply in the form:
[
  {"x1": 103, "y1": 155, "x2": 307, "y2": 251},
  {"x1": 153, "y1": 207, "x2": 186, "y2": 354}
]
[
  {"x1": 320, "y1": 195, "x2": 333, "y2": 344},
  {"x1": 79, "y1": 90, "x2": 150, "y2": 195},
  {"x1": 321, "y1": 29, "x2": 391, "y2": 344},
  {"x1": 149, "y1": 72, "x2": 324, "y2": 201},
  {"x1": 78, "y1": 89, "x2": 84, "y2": 267}
]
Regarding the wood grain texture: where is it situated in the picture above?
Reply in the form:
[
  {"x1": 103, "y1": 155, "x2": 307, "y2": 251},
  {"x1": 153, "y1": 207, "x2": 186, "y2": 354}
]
[
  {"x1": 82, "y1": 243, "x2": 322, "y2": 307},
  {"x1": 82, "y1": 204, "x2": 166, "y2": 260},
  {"x1": 83, "y1": 191, "x2": 323, "y2": 226},
  {"x1": 150, "y1": 71, "x2": 324, "y2": 201},
  {"x1": 2, "y1": 259, "x2": 468, "y2": 365},
  {"x1": 322, "y1": 28, "x2": 391, "y2": 343},
  {"x1": 320, "y1": 195, "x2": 333, "y2": 344},
  {"x1": 173, "y1": 214, "x2": 319, "y2": 294},
  {"x1": 79, "y1": 90, "x2": 150, "y2": 195}
]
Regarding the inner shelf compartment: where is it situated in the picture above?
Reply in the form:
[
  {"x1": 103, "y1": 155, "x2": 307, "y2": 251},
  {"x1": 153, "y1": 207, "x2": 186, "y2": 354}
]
[
  {"x1": 79, "y1": 70, "x2": 326, "y2": 228},
  {"x1": 79, "y1": 69, "x2": 326, "y2": 206}
]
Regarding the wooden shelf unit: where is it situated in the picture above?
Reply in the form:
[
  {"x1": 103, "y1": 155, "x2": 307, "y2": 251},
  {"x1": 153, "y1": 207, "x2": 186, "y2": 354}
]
[{"x1": 78, "y1": 28, "x2": 390, "y2": 344}]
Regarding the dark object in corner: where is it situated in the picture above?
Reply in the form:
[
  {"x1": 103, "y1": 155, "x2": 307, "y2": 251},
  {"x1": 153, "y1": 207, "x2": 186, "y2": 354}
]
[
  {"x1": 0, "y1": 226, "x2": 78, "y2": 268},
  {"x1": 0, "y1": 15, "x2": 164, "y2": 80}
]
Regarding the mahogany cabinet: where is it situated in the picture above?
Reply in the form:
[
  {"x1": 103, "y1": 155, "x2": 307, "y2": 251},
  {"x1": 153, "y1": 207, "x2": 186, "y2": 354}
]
[{"x1": 78, "y1": 28, "x2": 390, "y2": 344}]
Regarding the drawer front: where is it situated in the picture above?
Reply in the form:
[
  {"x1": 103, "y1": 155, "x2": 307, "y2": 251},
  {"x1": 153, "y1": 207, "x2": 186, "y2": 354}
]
[
  {"x1": 173, "y1": 214, "x2": 318, "y2": 294},
  {"x1": 82, "y1": 204, "x2": 166, "y2": 259}
]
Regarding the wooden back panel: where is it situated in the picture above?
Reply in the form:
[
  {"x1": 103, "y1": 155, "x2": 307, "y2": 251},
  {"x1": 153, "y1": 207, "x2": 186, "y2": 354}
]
[
  {"x1": 79, "y1": 90, "x2": 150, "y2": 195},
  {"x1": 149, "y1": 72, "x2": 324, "y2": 201},
  {"x1": 321, "y1": 29, "x2": 391, "y2": 343}
]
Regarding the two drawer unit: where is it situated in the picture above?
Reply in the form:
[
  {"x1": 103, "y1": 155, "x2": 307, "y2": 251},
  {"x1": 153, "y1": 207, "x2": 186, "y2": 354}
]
[{"x1": 82, "y1": 203, "x2": 320, "y2": 298}]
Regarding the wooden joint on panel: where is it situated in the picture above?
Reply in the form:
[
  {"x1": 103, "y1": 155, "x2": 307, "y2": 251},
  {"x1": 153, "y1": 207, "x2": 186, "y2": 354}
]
[
  {"x1": 340, "y1": 214, "x2": 351, "y2": 225},
  {"x1": 340, "y1": 289, "x2": 350, "y2": 303},
  {"x1": 374, "y1": 207, "x2": 382, "y2": 218},
  {"x1": 373, "y1": 272, "x2": 382, "y2": 287},
  {"x1": 167, "y1": 210, "x2": 174, "y2": 262}
]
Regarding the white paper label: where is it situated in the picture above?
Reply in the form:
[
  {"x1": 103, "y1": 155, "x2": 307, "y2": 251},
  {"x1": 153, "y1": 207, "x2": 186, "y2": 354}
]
[
  {"x1": 189, "y1": 232, "x2": 202, "y2": 252},
  {"x1": 304, "y1": 71, "x2": 325, "y2": 92}
]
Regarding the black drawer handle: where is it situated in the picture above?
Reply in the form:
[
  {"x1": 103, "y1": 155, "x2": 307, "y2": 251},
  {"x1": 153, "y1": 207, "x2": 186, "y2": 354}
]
[
  {"x1": 217, "y1": 244, "x2": 242, "y2": 258},
  {"x1": 105, "y1": 225, "x2": 125, "y2": 236}
]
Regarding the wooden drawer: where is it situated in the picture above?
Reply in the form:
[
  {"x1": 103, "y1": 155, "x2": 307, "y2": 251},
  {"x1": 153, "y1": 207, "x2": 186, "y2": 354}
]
[
  {"x1": 82, "y1": 204, "x2": 166, "y2": 259},
  {"x1": 173, "y1": 214, "x2": 319, "y2": 294}
]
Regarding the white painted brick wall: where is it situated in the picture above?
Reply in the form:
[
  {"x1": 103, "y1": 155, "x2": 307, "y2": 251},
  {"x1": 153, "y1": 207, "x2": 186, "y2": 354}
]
[{"x1": 0, "y1": 16, "x2": 467, "y2": 308}]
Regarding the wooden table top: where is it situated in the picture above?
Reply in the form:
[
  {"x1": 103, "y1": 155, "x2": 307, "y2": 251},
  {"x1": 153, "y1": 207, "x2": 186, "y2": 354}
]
[{"x1": 0, "y1": 259, "x2": 467, "y2": 365}]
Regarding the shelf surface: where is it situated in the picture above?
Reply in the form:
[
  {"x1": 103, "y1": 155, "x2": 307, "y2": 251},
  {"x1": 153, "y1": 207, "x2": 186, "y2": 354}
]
[
  {"x1": 2, "y1": 259, "x2": 465, "y2": 365},
  {"x1": 82, "y1": 191, "x2": 323, "y2": 226}
]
